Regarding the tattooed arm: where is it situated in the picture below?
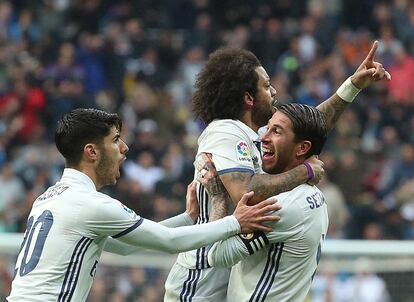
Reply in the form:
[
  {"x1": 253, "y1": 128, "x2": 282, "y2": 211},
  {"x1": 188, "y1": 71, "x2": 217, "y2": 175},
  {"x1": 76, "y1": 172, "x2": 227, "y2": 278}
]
[
  {"x1": 196, "y1": 154, "x2": 286, "y2": 212},
  {"x1": 221, "y1": 167, "x2": 308, "y2": 206},
  {"x1": 196, "y1": 153, "x2": 323, "y2": 206},
  {"x1": 210, "y1": 192, "x2": 232, "y2": 221},
  {"x1": 316, "y1": 94, "x2": 349, "y2": 132},
  {"x1": 200, "y1": 155, "x2": 323, "y2": 206},
  {"x1": 318, "y1": 40, "x2": 391, "y2": 131}
]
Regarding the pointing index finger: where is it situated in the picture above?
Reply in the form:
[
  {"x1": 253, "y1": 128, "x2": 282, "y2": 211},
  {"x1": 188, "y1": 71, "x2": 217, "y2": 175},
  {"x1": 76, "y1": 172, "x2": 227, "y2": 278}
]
[{"x1": 365, "y1": 40, "x2": 378, "y2": 62}]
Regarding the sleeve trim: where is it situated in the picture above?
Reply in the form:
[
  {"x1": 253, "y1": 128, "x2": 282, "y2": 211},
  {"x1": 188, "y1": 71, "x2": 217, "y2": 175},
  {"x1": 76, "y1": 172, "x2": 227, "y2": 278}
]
[
  {"x1": 112, "y1": 217, "x2": 144, "y2": 239},
  {"x1": 218, "y1": 168, "x2": 254, "y2": 175}
]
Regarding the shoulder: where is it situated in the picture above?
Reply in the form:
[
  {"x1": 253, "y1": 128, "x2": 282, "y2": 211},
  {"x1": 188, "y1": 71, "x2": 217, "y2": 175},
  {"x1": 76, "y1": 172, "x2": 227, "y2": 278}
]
[
  {"x1": 276, "y1": 184, "x2": 325, "y2": 210},
  {"x1": 199, "y1": 120, "x2": 253, "y2": 146},
  {"x1": 86, "y1": 191, "x2": 139, "y2": 220},
  {"x1": 276, "y1": 184, "x2": 312, "y2": 202},
  {"x1": 204, "y1": 119, "x2": 249, "y2": 136},
  {"x1": 89, "y1": 191, "x2": 121, "y2": 206}
]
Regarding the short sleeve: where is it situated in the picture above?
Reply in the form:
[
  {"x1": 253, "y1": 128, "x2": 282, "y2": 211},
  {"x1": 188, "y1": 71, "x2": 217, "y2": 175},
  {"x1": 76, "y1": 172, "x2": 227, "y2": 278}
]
[
  {"x1": 198, "y1": 126, "x2": 256, "y2": 174},
  {"x1": 84, "y1": 193, "x2": 143, "y2": 238}
]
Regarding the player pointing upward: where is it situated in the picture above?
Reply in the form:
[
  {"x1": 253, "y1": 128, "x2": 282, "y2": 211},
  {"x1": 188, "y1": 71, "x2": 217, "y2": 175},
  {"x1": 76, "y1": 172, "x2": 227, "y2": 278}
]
[{"x1": 165, "y1": 40, "x2": 390, "y2": 301}]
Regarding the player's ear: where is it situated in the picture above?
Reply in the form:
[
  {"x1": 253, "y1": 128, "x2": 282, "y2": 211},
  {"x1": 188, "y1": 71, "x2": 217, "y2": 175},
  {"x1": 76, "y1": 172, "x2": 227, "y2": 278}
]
[
  {"x1": 85, "y1": 144, "x2": 98, "y2": 160},
  {"x1": 244, "y1": 92, "x2": 254, "y2": 108},
  {"x1": 297, "y1": 140, "x2": 312, "y2": 157}
]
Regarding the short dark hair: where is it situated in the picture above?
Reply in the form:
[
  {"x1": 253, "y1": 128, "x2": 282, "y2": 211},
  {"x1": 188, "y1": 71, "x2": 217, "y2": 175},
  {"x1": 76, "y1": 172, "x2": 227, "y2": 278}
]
[
  {"x1": 55, "y1": 108, "x2": 122, "y2": 165},
  {"x1": 278, "y1": 103, "x2": 327, "y2": 157},
  {"x1": 192, "y1": 47, "x2": 261, "y2": 124}
]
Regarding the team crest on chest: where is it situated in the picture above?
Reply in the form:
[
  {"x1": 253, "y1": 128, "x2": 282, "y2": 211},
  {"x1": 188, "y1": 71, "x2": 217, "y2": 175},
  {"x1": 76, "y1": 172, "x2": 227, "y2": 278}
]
[{"x1": 236, "y1": 140, "x2": 252, "y2": 162}]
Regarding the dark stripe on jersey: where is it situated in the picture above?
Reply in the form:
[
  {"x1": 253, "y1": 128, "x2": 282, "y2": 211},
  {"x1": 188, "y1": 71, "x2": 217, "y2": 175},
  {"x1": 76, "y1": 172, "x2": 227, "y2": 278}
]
[
  {"x1": 179, "y1": 269, "x2": 194, "y2": 301},
  {"x1": 58, "y1": 237, "x2": 92, "y2": 302},
  {"x1": 248, "y1": 243, "x2": 284, "y2": 302},
  {"x1": 217, "y1": 167, "x2": 254, "y2": 175},
  {"x1": 66, "y1": 239, "x2": 94, "y2": 301},
  {"x1": 187, "y1": 269, "x2": 201, "y2": 301},
  {"x1": 261, "y1": 243, "x2": 284, "y2": 300},
  {"x1": 112, "y1": 217, "x2": 144, "y2": 238},
  {"x1": 179, "y1": 269, "x2": 201, "y2": 302},
  {"x1": 200, "y1": 186, "x2": 209, "y2": 268},
  {"x1": 195, "y1": 185, "x2": 210, "y2": 269},
  {"x1": 195, "y1": 185, "x2": 204, "y2": 268}
]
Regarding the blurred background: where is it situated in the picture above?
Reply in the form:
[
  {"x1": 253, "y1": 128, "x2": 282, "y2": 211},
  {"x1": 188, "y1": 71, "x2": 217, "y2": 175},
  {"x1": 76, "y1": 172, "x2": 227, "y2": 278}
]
[{"x1": 0, "y1": 0, "x2": 414, "y2": 301}]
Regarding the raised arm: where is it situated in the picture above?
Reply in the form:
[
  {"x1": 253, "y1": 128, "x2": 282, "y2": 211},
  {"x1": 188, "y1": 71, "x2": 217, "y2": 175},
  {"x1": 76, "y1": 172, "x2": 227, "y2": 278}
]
[{"x1": 317, "y1": 40, "x2": 391, "y2": 131}]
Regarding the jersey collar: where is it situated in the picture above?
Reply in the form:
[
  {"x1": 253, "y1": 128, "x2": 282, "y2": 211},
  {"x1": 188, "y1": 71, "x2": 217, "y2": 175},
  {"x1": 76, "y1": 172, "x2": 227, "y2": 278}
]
[
  {"x1": 206, "y1": 119, "x2": 260, "y2": 142},
  {"x1": 234, "y1": 119, "x2": 260, "y2": 142},
  {"x1": 61, "y1": 168, "x2": 97, "y2": 191}
]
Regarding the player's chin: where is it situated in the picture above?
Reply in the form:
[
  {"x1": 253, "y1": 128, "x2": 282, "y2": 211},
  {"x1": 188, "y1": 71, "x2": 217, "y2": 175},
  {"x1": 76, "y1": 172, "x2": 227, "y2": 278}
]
[
  {"x1": 261, "y1": 157, "x2": 276, "y2": 173},
  {"x1": 109, "y1": 172, "x2": 120, "y2": 185},
  {"x1": 109, "y1": 177, "x2": 118, "y2": 186}
]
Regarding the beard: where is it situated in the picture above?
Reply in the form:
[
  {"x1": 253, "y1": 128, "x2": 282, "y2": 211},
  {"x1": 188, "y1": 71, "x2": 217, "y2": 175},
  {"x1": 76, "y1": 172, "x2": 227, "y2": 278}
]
[
  {"x1": 96, "y1": 149, "x2": 116, "y2": 187},
  {"x1": 252, "y1": 97, "x2": 274, "y2": 128}
]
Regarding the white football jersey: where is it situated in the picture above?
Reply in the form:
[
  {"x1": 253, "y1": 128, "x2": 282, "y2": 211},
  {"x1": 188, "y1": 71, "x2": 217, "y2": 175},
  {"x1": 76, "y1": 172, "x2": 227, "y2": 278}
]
[
  {"x1": 8, "y1": 168, "x2": 241, "y2": 302},
  {"x1": 164, "y1": 119, "x2": 262, "y2": 302},
  {"x1": 7, "y1": 168, "x2": 143, "y2": 302},
  {"x1": 177, "y1": 119, "x2": 262, "y2": 270},
  {"x1": 208, "y1": 184, "x2": 329, "y2": 302}
]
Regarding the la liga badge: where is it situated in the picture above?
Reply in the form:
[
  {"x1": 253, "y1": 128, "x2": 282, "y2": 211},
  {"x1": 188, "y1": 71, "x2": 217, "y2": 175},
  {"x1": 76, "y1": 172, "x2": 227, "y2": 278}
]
[{"x1": 236, "y1": 140, "x2": 252, "y2": 162}]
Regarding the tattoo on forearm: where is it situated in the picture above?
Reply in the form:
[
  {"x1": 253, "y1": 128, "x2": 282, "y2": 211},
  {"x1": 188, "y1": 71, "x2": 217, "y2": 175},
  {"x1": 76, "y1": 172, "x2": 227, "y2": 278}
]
[
  {"x1": 248, "y1": 166, "x2": 307, "y2": 201},
  {"x1": 210, "y1": 194, "x2": 231, "y2": 221},
  {"x1": 316, "y1": 94, "x2": 349, "y2": 131},
  {"x1": 206, "y1": 178, "x2": 227, "y2": 196}
]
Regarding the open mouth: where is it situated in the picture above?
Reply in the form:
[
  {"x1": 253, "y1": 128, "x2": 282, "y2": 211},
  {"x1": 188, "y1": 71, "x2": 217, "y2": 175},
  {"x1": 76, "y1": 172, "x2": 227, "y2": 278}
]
[{"x1": 262, "y1": 146, "x2": 275, "y2": 161}]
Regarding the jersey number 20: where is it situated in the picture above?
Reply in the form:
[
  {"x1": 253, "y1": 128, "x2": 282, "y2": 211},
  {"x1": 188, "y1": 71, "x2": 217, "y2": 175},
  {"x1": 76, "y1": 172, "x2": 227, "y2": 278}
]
[{"x1": 15, "y1": 210, "x2": 54, "y2": 277}]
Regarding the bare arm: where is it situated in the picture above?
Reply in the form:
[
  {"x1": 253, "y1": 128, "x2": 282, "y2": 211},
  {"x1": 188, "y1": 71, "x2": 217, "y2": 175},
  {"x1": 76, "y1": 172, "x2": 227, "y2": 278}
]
[
  {"x1": 247, "y1": 165, "x2": 309, "y2": 202},
  {"x1": 316, "y1": 93, "x2": 349, "y2": 132},
  {"x1": 318, "y1": 40, "x2": 391, "y2": 132},
  {"x1": 194, "y1": 156, "x2": 238, "y2": 219},
  {"x1": 219, "y1": 157, "x2": 323, "y2": 205},
  {"x1": 219, "y1": 166, "x2": 308, "y2": 205},
  {"x1": 195, "y1": 153, "x2": 307, "y2": 206},
  {"x1": 210, "y1": 193, "x2": 232, "y2": 221}
]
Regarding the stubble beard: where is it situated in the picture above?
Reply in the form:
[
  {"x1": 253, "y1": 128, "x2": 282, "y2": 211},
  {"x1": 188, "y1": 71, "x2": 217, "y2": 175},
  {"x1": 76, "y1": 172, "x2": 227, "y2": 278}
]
[
  {"x1": 252, "y1": 98, "x2": 273, "y2": 128},
  {"x1": 96, "y1": 150, "x2": 116, "y2": 187}
]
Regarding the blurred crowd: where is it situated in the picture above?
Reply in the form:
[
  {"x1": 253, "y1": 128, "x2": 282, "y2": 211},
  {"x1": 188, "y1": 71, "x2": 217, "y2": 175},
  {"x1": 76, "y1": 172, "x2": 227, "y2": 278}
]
[{"x1": 0, "y1": 0, "x2": 414, "y2": 300}]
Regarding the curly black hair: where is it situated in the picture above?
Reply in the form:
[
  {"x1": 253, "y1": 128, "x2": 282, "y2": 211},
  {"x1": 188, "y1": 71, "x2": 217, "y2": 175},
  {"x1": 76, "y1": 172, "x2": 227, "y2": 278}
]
[{"x1": 192, "y1": 48, "x2": 261, "y2": 124}]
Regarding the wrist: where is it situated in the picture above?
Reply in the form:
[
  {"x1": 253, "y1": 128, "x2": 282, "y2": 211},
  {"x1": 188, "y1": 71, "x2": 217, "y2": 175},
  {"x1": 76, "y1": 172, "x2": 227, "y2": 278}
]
[
  {"x1": 303, "y1": 162, "x2": 315, "y2": 181},
  {"x1": 185, "y1": 210, "x2": 198, "y2": 223},
  {"x1": 336, "y1": 77, "x2": 361, "y2": 103}
]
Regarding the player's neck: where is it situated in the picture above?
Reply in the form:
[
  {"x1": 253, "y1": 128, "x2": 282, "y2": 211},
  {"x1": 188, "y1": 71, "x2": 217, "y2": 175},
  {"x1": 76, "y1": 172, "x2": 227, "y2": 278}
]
[
  {"x1": 283, "y1": 159, "x2": 305, "y2": 173},
  {"x1": 69, "y1": 162, "x2": 99, "y2": 190},
  {"x1": 240, "y1": 112, "x2": 260, "y2": 133}
]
